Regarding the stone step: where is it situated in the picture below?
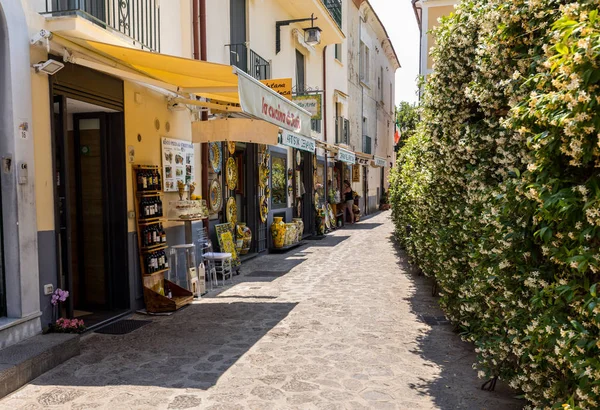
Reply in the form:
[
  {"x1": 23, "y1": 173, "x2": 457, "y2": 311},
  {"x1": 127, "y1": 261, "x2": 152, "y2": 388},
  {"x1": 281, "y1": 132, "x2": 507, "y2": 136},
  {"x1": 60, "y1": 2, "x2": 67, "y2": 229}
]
[{"x1": 0, "y1": 333, "x2": 80, "y2": 398}]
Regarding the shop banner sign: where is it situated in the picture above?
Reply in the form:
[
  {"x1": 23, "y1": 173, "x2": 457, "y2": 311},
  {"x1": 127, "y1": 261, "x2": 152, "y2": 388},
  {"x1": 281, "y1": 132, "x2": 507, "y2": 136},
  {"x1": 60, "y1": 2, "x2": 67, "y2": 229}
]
[
  {"x1": 292, "y1": 94, "x2": 322, "y2": 120},
  {"x1": 238, "y1": 73, "x2": 311, "y2": 137},
  {"x1": 260, "y1": 78, "x2": 292, "y2": 101},
  {"x1": 374, "y1": 156, "x2": 387, "y2": 167},
  {"x1": 280, "y1": 130, "x2": 316, "y2": 153},
  {"x1": 337, "y1": 148, "x2": 355, "y2": 164},
  {"x1": 161, "y1": 137, "x2": 195, "y2": 192}
]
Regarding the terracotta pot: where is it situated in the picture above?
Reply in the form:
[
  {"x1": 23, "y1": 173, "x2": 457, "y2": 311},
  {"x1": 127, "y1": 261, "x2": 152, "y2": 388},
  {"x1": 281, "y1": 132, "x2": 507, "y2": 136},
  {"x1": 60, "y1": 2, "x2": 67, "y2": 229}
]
[{"x1": 270, "y1": 217, "x2": 286, "y2": 248}]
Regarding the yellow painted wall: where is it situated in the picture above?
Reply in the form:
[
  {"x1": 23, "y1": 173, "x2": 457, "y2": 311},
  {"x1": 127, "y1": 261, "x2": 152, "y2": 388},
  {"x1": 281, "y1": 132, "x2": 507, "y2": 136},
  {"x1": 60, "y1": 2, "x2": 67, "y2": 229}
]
[
  {"x1": 124, "y1": 81, "x2": 198, "y2": 233},
  {"x1": 426, "y1": 5, "x2": 454, "y2": 69},
  {"x1": 31, "y1": 46, "x2": 55, "y2": 232}
]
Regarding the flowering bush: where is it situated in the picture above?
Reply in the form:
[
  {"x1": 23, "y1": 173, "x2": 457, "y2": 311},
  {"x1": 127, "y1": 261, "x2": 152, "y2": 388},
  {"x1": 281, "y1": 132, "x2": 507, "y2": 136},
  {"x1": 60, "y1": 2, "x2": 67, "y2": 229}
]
[
  {"x1": 390, "y1": 0, "x2": 600, "y2": 408},
  {"x1": 53, "y1": 318, "x2": 86, "y2": 334}
]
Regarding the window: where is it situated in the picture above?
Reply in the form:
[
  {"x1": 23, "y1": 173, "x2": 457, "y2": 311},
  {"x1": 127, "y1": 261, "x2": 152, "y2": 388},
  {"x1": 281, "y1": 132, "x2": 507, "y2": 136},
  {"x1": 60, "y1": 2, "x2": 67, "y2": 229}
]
[
  {"x1": 360, "y1": 41, "x2": 370, "y2": 84},
  {"x1": 379, "y1": 67, "x2": 384, "y2": 102},
  {"x1": 295, "y1": 50, "x2": 305, "y2": 93},
  {"x1": 271, "y1": 153, "x2": 287, "y2": 209},
  {"x1": 311, "y1": 119, "x2": 322, "y2": 133},
  {"x1": 334, "y1": 43, "x2": 342, "y2": 62}
]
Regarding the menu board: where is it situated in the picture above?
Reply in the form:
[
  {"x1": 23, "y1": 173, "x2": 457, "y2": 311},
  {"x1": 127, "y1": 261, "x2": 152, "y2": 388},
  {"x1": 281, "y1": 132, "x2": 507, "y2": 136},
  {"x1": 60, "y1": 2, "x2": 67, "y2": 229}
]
[{"x1": 161, "y1": 137, "x2": 195, "y2": 192}]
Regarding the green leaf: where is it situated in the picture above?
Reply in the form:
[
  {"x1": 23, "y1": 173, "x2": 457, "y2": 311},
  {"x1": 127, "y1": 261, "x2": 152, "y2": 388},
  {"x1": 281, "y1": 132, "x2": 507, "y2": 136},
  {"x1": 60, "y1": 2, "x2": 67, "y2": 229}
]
[
  {"x1": 591, "y1": 284, "x2": 597, "y2": 298},
  {"x1": 590, "y1": 10, "x2": 598, "y2": 24},
  {"x1": 555, "y1": 43, "x2": 569, "y2": 55}
]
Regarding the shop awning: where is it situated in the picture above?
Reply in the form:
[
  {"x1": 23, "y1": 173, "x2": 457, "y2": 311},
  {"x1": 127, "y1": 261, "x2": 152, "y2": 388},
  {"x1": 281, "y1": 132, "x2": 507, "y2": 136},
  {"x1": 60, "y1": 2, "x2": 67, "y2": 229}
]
[
  {"x1": 354, "y1": 151, "x2": 373, "y2": 165},
  {"x1": 280, "y1": 130, "x2": 316, "y2": 153},
  {"x1": 192, "y1": 118, "x2": 280, "y2": 145},
  {"x1": 51, "y1": 35, "x2": 312, "y2": 136}
]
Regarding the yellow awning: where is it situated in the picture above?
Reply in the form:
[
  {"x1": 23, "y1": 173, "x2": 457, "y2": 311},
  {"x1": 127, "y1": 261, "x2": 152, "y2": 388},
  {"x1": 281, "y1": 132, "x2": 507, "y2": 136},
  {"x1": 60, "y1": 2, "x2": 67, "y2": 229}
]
[
  {"x1": 192, "y1": 118, "x2": 280, "y2": 145},
  {"x1": 52, "y1": 35, "x2": 313, "y2": 136}
]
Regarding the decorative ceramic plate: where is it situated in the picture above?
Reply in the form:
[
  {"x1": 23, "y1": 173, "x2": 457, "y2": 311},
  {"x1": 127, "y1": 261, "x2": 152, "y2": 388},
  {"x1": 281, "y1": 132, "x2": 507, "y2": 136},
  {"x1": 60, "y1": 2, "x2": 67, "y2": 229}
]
[
  {"x1": 227, "y1": 141, "x2": 236, "y2": 155},
  {"x1": 226, "y1": 157, "x2": 237, "y2": 190},
  {"x1": 296, "y1": 150, "x2": 302, "y2": 166},
  {"x1": 209, "y1": 142, "x2": 222, "y2": 173},
  {"x1": 259, "y1": 196, "x2": 269, "y2": 223},
  {"x1": 323, "y1": 205, "x2": 331, "y2": 229},
  {"x1": 327, "y1": 203, "x2": 335, "y2": 223},
  {"x1": 226, "y1": 197, "x2": 237, "y2": 225},
  {"x1": 209, "y1": 179, "x2": 222, "y2": 212},
  {"x1": 259, "y1": 164, "x2": 269, "y2": 188}
]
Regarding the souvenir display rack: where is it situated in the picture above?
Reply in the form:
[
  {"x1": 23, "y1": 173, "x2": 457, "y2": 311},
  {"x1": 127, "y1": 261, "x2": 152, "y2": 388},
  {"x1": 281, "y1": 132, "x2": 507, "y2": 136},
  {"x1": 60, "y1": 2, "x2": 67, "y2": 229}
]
[{"x1": 133, "y1": 164, "x2": 193, "y2": 313}]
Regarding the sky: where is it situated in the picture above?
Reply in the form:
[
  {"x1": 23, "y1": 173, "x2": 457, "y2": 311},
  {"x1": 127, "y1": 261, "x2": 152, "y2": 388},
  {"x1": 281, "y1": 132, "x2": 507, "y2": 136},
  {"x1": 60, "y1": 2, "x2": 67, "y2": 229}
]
[{"x1": 369, "y1": 0, "x2": 420, "y2": 105}]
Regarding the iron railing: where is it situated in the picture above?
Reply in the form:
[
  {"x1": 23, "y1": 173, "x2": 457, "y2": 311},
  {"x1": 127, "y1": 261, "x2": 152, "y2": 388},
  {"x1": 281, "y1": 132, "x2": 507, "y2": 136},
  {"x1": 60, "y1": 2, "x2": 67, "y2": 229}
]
[
  {"x1": 227, "y1": 43, "x2": 271, "y2": 80},
  {"x1": 43, "y1": 0, "x2": 160, "y2": 52},
  {"x1": 321, "y1": 0, "x2": 342, "y2": 29},
  {"x1": 335, "y1": 117, "x2": 350, "y2": 145},
  {"x1": 363, "y1": 135, "x2": 372, "y2": 154}
]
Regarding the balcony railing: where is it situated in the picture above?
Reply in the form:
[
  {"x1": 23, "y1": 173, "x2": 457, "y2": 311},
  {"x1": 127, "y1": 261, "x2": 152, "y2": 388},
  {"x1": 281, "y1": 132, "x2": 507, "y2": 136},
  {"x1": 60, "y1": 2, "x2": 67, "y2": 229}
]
[
  {"x1": 227, "y1": 43, "x2": 271, "y2": 81},
  {"x1": 335, "y1": 117, "x2": 350, "y2": 145},
  {"x1": 321, "y1": 0, "x2": 342, "y2": 29},
  {"x1": 43, "y1": 0, "x2": 160, "y2": 52},
  {"x1": 363, "y1": 135, "x2": 372, "y2": 154}
]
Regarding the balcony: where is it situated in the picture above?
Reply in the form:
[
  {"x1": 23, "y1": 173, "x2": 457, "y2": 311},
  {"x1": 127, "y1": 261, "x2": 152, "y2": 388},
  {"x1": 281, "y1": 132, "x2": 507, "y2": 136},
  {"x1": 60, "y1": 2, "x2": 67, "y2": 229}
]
[
  {"x1": 321, "y1": 0, "x2": 342, "y2": 29},
  {"x1": 335, "y1": 117, "x2": 350, "y2": 145},
  {"x1": 227, "y1": 43, "x2": 271, "y2": 81},
  {"x1": 42, "y1": 0, "x2": 160, "y2": 52}
]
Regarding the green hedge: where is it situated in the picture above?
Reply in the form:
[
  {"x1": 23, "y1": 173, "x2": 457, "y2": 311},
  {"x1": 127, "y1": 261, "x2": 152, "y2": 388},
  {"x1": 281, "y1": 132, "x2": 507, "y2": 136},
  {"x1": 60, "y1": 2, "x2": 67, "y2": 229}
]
[{"x1": 390, "y1": 1, "x2": 600, "y2": 408}]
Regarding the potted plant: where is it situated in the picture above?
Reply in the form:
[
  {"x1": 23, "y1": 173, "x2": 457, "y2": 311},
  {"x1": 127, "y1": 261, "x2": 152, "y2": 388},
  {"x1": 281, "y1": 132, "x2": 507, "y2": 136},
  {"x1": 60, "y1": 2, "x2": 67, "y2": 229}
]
[{"x1": 49, "y1": 288, "x2": 86, "y2": 334}]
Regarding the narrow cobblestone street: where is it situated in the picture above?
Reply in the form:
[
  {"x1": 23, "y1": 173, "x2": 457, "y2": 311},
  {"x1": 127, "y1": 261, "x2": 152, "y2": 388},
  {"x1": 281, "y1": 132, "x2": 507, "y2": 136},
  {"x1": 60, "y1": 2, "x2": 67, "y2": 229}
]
[{"x1": 2, "y1": 212, "x2": 522, "y2": 409}]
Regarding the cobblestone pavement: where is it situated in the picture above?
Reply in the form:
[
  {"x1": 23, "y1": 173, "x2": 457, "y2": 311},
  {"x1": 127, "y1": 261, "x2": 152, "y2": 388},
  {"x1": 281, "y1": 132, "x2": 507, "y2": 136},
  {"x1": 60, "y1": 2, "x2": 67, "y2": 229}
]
[{"x1": 2, "y1": 212, "x2": 523, "y2": 409}]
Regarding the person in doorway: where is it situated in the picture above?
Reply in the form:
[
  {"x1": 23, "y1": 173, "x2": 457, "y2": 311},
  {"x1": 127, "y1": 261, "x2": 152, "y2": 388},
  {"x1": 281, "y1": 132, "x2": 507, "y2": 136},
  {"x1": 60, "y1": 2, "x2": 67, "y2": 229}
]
[{"x1": 343, "y1": 180, "x2": 355, "y2": 224}]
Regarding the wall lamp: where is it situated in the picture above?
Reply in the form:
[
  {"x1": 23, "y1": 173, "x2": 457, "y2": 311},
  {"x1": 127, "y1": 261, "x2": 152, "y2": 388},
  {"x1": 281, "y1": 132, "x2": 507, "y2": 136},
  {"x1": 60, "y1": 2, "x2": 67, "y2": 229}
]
[
  {"x1": 32, "y1": 59, "x2": 65, "y2": 75},
  {"x1": 276, "y1": 13, "x2": 321, "y2": 54}
]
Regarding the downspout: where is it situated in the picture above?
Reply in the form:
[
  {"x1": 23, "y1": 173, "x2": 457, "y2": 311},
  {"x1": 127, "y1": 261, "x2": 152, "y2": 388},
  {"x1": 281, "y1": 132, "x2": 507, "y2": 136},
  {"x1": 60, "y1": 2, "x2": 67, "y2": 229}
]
[
  {"x1": 193, "y1": 0, "x2": 200, "y2": 59},
  {"x1": 322, "y1": 45, "x2": 328, "y2": 216},
  {"x1": 359, "y1": 11, "x2": 367, "y2": 215},
  {"x1": 193, "y1": 0, "x2": 209, "y2": 204}
]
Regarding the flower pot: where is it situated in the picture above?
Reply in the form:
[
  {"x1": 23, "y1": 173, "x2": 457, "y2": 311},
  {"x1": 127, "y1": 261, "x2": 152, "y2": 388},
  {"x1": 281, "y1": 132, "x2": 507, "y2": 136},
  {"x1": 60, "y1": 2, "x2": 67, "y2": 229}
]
[
  {"x1": 270, "y1": 217, "x2": 286, "y2": 248},
  {"x1": 284, "y1": 223, "x2": 296, "y2": 246}
]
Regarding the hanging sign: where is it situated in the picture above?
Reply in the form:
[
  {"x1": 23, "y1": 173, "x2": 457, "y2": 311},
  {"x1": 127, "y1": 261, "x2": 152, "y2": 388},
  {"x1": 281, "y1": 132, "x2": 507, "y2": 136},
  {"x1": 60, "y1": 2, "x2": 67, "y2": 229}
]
[
  {"x1": 161, "y1": 137, "x2": 195, "y2": 192},
  {"x1": 238, "y1": 72, "x2": 311, "y2": 137},
  {"x1": 260, "y1": 78, "x2": 292, "y2": 100},
  {"x1": 373, "y1": 156, "x2": 387, "y2": 167},
  {"x1": 292, "y1": 94, "x2": 322, "y2": 120},
  {"x1": 280, "y1": 130, "x2": 316, "y2": 153},
  {"x1": 337, "y1": 148, "x2": 355, "y2": 164}
]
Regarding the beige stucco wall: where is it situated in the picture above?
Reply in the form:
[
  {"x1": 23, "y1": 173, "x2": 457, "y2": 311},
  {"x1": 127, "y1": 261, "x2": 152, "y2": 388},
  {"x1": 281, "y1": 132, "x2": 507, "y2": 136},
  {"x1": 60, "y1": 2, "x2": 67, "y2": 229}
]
[{"x1": 426, "y1": 5, "x2": 453, "y2": 70}]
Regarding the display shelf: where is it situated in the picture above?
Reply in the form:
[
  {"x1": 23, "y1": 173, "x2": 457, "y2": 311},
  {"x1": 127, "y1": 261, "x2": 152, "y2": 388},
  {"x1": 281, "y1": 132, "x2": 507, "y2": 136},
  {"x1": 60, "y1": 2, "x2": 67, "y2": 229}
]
[
  {"x1": 133, "y1": 164, "x2": 192, "y2": 313},
  {"x1": 143, "y1": 268, "x2": 170, "y2": 277},
  {"x1": 141, "y1": 244, "x2": 168, "y2": 252}
]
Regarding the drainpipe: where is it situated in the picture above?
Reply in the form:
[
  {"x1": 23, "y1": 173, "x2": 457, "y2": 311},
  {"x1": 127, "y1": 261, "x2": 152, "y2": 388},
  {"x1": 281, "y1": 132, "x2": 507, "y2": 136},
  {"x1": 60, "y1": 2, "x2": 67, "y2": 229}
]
[
  {"x1": 193, "y1": 0, "x2": 200, "y2": 59},
  {"x1": 322, "y1": 45, "x2": 328, "y2": 212}
]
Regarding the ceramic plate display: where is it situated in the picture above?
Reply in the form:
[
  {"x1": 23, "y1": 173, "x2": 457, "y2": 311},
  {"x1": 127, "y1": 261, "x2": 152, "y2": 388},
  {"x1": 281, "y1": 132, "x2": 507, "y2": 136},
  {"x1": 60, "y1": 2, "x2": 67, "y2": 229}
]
[
  {"x1": 226, "y1": 197, "x2": 237, "y2": 225},
  {"x1": 259, "y1": 196, "x2": 269, "y2": 223},
  {"x1": 265, "y1": 187, "x2": 271, "y2": 197},
  {"x1": 209, "y1": 179, "x2": 222, "y2": 212},
  {"x1": 209, "y1": 142, "x2": 222, "y2": 173},
  {"x1": 227, "y1": 141, "x2": 236, "y2": 155},
  {"x1": 259, "y1": 164, "x2": 269, "y2": 188},
  {"x1": 296, "y1": 150, "x2": 302, "y2": 166},
  {"x1": 323, "y1": 205, "x2": 331, "y2": 229},
  {"x1": 327, "y1": 203, "x2": 335, "y2": 224},
  {"x1": 226, "y1": 157, "x2": 237, "y2": 190}
]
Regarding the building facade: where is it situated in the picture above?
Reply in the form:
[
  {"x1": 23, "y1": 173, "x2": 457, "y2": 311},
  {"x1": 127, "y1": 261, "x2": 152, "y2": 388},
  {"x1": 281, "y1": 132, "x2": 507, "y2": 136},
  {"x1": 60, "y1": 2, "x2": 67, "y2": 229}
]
[{"x1": 0, "y1": 0, "x2": 397, "y2": 349}]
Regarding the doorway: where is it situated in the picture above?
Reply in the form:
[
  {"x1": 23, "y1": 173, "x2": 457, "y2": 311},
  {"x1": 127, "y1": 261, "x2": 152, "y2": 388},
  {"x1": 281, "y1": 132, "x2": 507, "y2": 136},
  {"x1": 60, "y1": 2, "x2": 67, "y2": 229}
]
[{"x1": 53, "y1": 97, "x2": 129, "y2": 328}]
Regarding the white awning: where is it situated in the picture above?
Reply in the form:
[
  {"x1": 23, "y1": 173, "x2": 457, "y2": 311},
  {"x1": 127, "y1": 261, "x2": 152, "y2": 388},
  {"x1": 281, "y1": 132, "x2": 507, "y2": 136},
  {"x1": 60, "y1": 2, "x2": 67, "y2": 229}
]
[
  {"x1": 337, "y1": 148, "x2": 356, "y2": 164},
  {"x1": 192, "y1": 118, "x2": 280, "y2": 145},
  {"x1": 280, "y1": 130, "x2": 317, "y2": 152},
  {"x1": 372, "y1": 156, "x2": 388, "y2": 167}
]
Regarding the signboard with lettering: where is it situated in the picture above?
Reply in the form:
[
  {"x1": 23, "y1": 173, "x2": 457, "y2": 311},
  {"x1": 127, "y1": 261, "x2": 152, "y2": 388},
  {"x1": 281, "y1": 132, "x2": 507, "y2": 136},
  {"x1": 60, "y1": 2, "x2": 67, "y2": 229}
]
[
  {"x1": 280, "y1": 130, "x2": 316, "y2": 153},
  {"x1": 260, "y1": 78, "x2": 292, "y2": 100},
  {"x1": 373, "y1": 156, "x2": 387, "y2": 167},
  {"x1": 292, "y1": 94, "x2": 322, "y2": 120},
  {"x1": 337, "y1": 148, "x2": 356, "y2": 164},
  {"x1": 238, "y1": 73, "x2": 311, "y2": 137}
]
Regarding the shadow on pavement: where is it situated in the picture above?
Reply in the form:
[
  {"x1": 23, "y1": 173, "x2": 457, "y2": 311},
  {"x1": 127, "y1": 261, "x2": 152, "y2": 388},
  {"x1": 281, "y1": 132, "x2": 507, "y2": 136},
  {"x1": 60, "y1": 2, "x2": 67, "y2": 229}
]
[
  {"x1": 388, "y1": 235, "x2": 524, "y2": 410},
  {"x1": 241, "y1": 257, "x2": 306, "y2": 282},
  {"x1": 30, "y1": 302, "x2": 297, "y2": 390},
  {"x1": 343, "y1": 223, "x2": 383, "y2": 230},
  {"x1": 304, "y1": 236, "x2": 350, "y2": 247}
]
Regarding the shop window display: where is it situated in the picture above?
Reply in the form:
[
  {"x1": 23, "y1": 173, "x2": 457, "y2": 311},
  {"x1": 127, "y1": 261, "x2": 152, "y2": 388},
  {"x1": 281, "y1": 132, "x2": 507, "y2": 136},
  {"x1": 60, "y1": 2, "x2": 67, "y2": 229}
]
[{"x1": 271, "y1": 154, "x2": 287, "y2": 208}]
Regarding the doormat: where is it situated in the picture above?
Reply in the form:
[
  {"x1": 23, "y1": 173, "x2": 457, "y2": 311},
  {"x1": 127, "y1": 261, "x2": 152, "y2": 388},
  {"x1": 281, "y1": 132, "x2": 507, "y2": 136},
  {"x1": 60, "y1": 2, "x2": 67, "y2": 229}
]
[
  {"x1": 94, "y1": 319, "x2": 151, "y2": 335},
  {"x1": 245, "y1": 270, "x2": 288, "y2": 278}
]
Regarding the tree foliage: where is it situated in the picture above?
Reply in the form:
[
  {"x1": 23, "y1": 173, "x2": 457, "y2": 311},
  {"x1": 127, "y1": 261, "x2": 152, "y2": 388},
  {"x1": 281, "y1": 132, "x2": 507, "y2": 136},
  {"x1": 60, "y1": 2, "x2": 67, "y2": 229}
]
[{"x1": 390, "y1": 1, "x2": 600, "y2": 408}]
